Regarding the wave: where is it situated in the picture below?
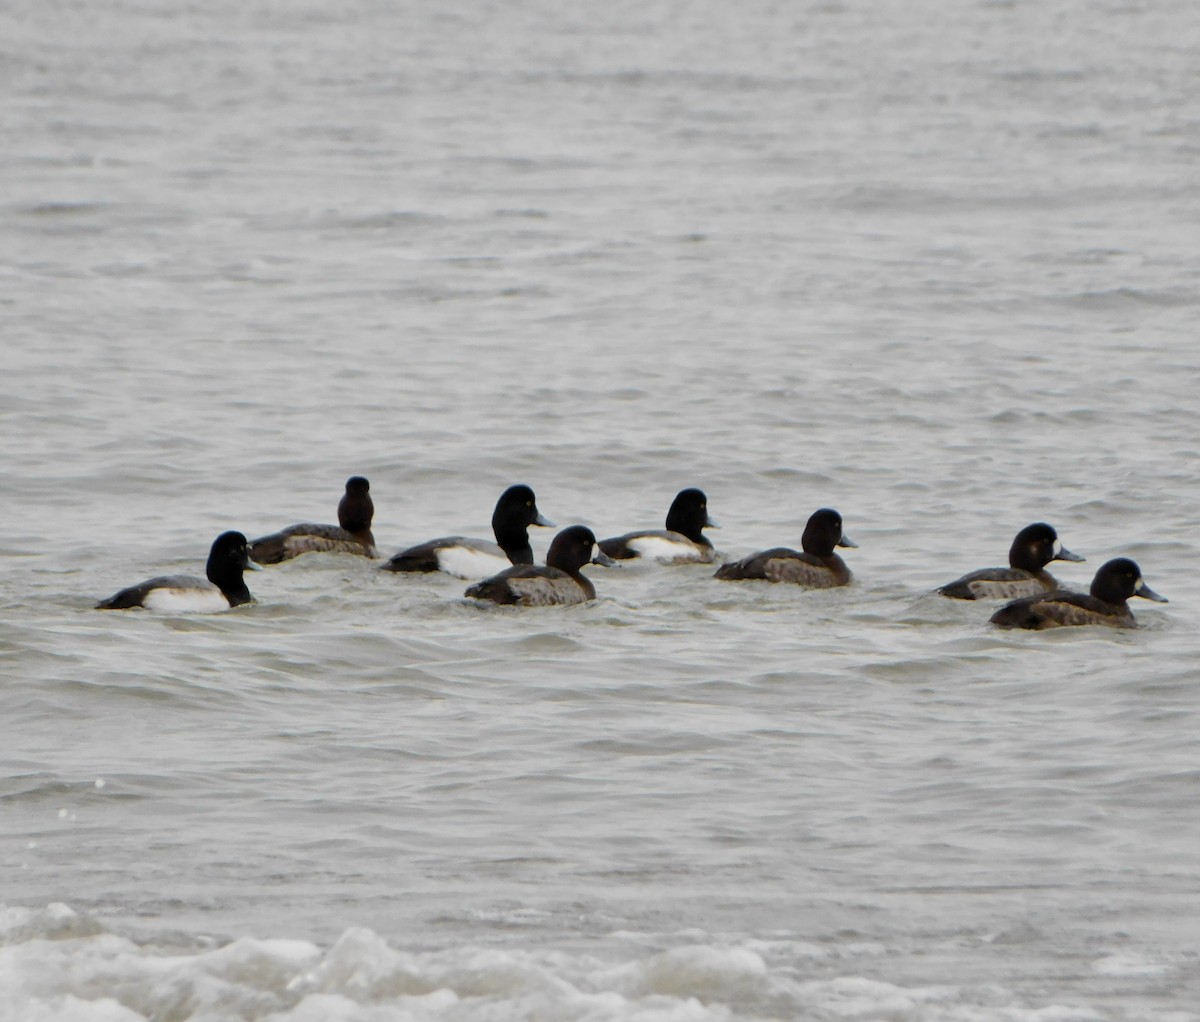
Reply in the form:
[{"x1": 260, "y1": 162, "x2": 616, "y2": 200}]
[{"x1": 4, "y1": 903, "x2": 1183, "y2": 1022}]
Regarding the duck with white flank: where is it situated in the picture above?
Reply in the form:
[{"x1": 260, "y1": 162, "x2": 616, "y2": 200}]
[
  {"x1": 96, "y1": 531, "x2": 262, "y2": 611},
  {"x1": 381, "y1": 484, "x2": 553, "y2": 579},
  {"x1": 599, "y1": 488, "x2": 720, "y2": 564}
]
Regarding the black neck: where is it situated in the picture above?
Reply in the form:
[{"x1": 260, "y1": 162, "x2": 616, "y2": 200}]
[
  {"x1": 665, "y1": 509, "x2": 708, "y2": 544},
  {"x1": 501, "y1": 538, "x2": 534, "y2": 566},
  {"x1": 339, "y1": 495, "x2": 374, "y2": 534},
  {"x1": 222, "y1": 581, "x2": 254, "y2": 607}
]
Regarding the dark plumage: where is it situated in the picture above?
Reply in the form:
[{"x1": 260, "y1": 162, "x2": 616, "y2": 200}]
[
  {"x1": 465, "y1": 526, "x2": 615, "y2": 606},
  {"x1": 938, "y1": 522, "x2": 1084, "y2": 600},
  {"x1": 714, "y1": 508, "x2": 857, "y2": 588},
  {"x1": 381, "y1": 484, "x2": 553, "y2": 578},
  {"x1": 989, "y1": 557, "x2": 1167, "y2": 630},
  {"x1": 96, "y1": 531, "x2": 262, "y2": 611},
  {"x1": 250, "y1": 477, "x2": 377, "y2": 564},
  {"x1": 599, "y1": 487, "x2": 720, "y2": 564}
]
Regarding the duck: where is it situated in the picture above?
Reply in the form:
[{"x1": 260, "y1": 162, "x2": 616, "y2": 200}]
[
  {"x1": 937, "y1": 522, "x2": 1084, "y2": 600},
  {"x1": 381, "y1": 484, "x2": 553, "y2": 579},
  {"x1": 989, "y1": 557, "x2": 1167, "y2": 630},
  {"x1": 250, "y1": 476, "x2": 377, "y2": 564},
  {"x1": 96, "y1": 531, "x2": 262, "y2": 611},
  {"x1": 465, "y1": 525, "x2": 614, "y2": 606},
  {"x1": 714, "y1": 508, "x2": 856, "y2": 588},
  {"x1": 598, "y1": 488, "x2": 720, "y2": 564}
]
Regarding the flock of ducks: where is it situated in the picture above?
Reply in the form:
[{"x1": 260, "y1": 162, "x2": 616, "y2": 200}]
[{"x1": 95, "y1": 476, "x2": 1169, "y2": 629}]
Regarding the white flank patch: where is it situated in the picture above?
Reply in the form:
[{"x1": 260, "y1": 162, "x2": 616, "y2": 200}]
[
  {"x1": 436, "y1": 545, "x2": 512, "y2": 580},
  {"x1": 627, "y1": 535, "x2": 703, "y2": 563},
  {"x1": 141, "y1": 586, "x2": 230, "y2": 613}
]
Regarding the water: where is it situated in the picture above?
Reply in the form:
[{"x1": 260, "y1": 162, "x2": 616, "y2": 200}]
[{"x1": 2, "y1": 0, "x2": 1199, "y2": 1018}]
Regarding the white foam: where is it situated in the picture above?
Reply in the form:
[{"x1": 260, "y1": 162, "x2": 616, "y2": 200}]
[
  {"x1": 0, "y1": 993, "x2": 145, "y2": 1022},
  {"x1": 1091, "y1": 952, "x2": 1169, "y2": 977},
  {"x1": 629, "y1": 945, "x2": 768, "y2": 998},
  {"x1": 0, "y1": 909, "x2": 1186, "y2": 1022}
]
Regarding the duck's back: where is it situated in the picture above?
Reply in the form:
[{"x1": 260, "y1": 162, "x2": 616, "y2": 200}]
[
  {"x1": 599, "y1": 530, "x2": 714, "y2": 564},
  {"x1": 989, "y1": 590, "x2": 1135, "y2": 630},
  {"x1": 383, "y1": 537, "x2": 512, "y2": 578},
  {"x1": 466, "y1": 566, "x2": 592, "y2": 606},
  {"x1": 252, "y1": 524, "x2": 376, "y2": 564},
  {"x1": 715, "y1": 547, "x2": 850, "y2": 588},
  {"x1": 96, "y1": 574, "x2": 225, "y2": 612},
  {"x1": 938, "y1": 567, "x2": 1055, "y2": 601}
]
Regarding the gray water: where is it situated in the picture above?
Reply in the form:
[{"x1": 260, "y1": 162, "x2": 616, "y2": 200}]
[{"x1": 2, "y1": 1, "x2": 1199, "y2": 1019}]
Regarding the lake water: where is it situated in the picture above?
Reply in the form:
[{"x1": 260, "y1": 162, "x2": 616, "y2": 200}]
[{"x1": 2, "y1": 0, "x2": 1199, "y2": 1019}]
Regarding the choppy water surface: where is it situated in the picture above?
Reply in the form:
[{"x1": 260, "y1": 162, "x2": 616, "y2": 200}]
[{"x1": 2, "y1": 0, "x2": 1199, "y2": 1018}]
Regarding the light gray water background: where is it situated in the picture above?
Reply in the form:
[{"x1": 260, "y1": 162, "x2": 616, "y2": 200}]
[{"x1": 2, "y1": 0, "x2": 1199, "y2": 1018}]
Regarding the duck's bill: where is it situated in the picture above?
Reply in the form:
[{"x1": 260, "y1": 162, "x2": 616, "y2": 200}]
[
  {"x1": 705, "y1": 515, "x2": 722, "y2": 529},
  {"x1": 1135, "y1": 579, "x2": 1168, "y2": 603},
  {"x1": 244, "y1": 556, "x2": 265, "y2": 571},
  {"x1": 837, "y1": 533, "x2": 859, "y2": 549},
  {"x1": 592, "y1": 550, "x2": 617, "y2": 567},
  {"x1": 1055, "y1": 545, "x2": 1086, "y2": 563},
  {"x1": 533, "y1": 512, "x2": 555, "y2": 527}
]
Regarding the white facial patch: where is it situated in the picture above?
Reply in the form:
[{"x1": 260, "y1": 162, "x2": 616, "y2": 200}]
[
  {"x1": 1052, "y1": 539, "x2": 1062, "y2": 556},
  {"x1": 1134, "y1": 577, "x2": 1145, "y2": 592}
]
